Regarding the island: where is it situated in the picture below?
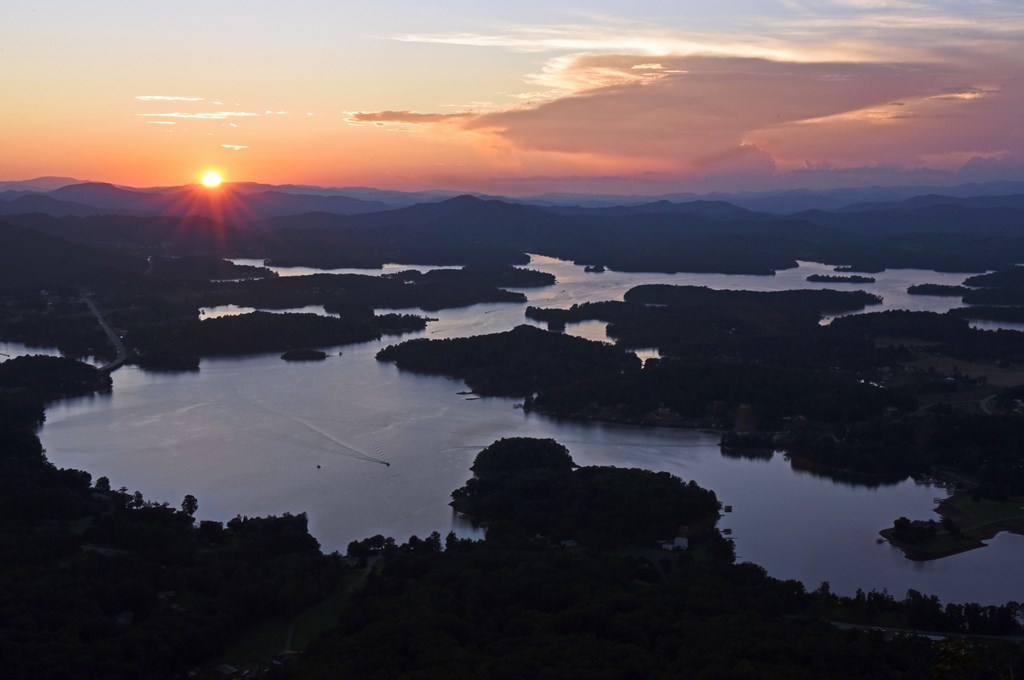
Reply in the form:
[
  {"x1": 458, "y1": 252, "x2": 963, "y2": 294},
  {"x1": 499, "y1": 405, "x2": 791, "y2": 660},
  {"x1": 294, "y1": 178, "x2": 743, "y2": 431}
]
[{"x1": 807, "y1": 274, "x2": 876, "y2": 284}]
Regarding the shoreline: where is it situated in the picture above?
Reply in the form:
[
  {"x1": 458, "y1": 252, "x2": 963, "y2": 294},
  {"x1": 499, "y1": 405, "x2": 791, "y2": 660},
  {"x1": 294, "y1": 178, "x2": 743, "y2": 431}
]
[{"x1": 881, "y1": 491, "x2": 1024, "y2": 561}]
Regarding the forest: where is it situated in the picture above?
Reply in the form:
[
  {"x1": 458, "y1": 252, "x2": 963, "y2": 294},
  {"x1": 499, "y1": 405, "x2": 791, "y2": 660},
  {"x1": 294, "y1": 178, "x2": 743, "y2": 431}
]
[
  {"x1": 4, "y1": 192, "x2": 1024, "y2": 675},
  {"x1": 0, "y1": 355, "x2": 347, "y2": 679},
  {"x1": 282, "y1": 438, "x2": 1023, "y2": 679}
]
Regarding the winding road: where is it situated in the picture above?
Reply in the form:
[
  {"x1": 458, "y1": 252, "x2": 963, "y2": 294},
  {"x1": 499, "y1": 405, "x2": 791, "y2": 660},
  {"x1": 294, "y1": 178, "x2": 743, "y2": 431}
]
[{"x1": 81, "y1": 295, "x2": 128, "y2": 372}]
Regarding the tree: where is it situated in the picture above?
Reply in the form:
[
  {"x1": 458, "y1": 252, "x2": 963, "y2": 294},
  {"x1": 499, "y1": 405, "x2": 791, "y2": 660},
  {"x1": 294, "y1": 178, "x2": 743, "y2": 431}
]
[
  {"x1": 181, "y1": 494, "x2": 198, "y2": 517},
  {"x1": 95, "y1": 476, "x2": 111, "y2": 492}
]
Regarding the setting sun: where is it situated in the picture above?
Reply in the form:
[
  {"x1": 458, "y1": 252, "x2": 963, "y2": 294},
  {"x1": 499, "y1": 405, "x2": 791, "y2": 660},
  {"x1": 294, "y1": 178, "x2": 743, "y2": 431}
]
[{"x1": 200, "y1": 170, "x2": 223, "y2": 188}]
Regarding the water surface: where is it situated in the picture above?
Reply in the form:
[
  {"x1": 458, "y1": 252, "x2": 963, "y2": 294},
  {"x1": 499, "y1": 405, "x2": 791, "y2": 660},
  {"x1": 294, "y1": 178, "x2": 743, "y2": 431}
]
[{"x1": 39, "y1": 257, "x2": 1024, "y2": 604}]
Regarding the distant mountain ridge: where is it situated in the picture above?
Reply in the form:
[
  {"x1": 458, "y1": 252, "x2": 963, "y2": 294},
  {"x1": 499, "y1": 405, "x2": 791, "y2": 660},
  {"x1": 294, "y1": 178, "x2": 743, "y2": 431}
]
[
  {"x1": 6, "y1": 185, "x2": 1024, "y2": 276},
  {"x1": 3, "y1": 177, "x2": 1024, "y2": 214},
  {"x1": 838, "y1": 193, "x2": 1024, "y2": 213},
  {"x1": 0, "y1": 176, "x2": 88, "y2": 193},
  {"x1": 0, "y1": 182, "x2": 390, "y2": 221},
  {"x1": 0, "y1": 194, "x2": 124, "y2": 218}
]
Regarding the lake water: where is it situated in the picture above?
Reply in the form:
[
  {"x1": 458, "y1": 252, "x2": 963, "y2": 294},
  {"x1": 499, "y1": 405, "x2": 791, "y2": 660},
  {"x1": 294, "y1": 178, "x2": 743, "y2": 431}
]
[
  {"x1": 1, "y1": 341, "x2": 102, "y2": 366},
  {"x1": 37, "y1": 256, "x2": 1024, "y2": 605}
]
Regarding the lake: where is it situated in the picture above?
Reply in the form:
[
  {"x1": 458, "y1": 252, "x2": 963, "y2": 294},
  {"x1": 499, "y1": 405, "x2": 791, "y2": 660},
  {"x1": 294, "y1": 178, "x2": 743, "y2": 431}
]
[{"x1": 38, "y1": 256, "x2": 1024, "y2": 604}]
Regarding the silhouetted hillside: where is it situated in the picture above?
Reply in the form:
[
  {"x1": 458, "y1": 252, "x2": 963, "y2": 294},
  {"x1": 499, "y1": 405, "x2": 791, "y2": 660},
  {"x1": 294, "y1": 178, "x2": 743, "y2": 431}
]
[
  {"x1": 795, "y1": 204, "x2": 1024, "y2": 237},
  {"x1": 2, "y1": 213, "x2": 275, "y2": 257},
  {"x1": 0, "y1": 194, "x2": 115, "y2": 217},
  {"x1": 9, "y1": 187, "x2": 1024, "y2": 275},
  {"x1": 0, "y1": 221, "x2": 143, "y2": 289},
  {"x1": 546, "y1": 199, "x2": 764, "y2": 219},
  {"x1": 38, "y1": 182, "x2": 388, "y2": 220},
  {"x1": 840, "y1": 193, "x2": 1024, "y2": 213}
]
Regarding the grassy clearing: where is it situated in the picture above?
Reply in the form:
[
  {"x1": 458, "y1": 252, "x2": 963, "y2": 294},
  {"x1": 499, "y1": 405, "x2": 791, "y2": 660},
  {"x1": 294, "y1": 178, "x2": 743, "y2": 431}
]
[
  {"x1": 290, "y1": 568, "x2": 368, "y2": 650},
  {"x1": 216, "y1": 567, "x2": 367, "y2": 666},
  {"x1": 886, "y1": 494, "x2": 1024, "y2": 561},
  {"x1": 879, "y1": 527, "x2": 983, "y2": 561},
  {"x1": 948, "y1": 496, "x2": 1024, "y2": 534},
  {"x1": 913, "y1": 355, "x2": 1024, "y2": 388}
]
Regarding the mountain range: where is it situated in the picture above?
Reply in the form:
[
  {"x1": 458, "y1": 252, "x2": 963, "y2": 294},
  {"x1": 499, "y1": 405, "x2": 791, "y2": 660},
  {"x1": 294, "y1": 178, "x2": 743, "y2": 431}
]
[{"x1": 4, "y1": 177, "x2": 1024, "y2": 218}]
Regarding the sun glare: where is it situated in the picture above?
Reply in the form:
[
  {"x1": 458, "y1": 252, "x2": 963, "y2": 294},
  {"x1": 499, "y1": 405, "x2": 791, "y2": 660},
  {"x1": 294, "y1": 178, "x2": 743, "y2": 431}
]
[{"x1": 200, "y1": 170, "x2": 223, "y2": 188}]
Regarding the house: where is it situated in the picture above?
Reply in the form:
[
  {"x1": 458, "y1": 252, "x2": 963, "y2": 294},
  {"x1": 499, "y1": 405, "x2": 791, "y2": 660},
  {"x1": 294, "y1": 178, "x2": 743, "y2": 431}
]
[{"x1": 660, "y1": 536, "x2": 689, "y2": 551}]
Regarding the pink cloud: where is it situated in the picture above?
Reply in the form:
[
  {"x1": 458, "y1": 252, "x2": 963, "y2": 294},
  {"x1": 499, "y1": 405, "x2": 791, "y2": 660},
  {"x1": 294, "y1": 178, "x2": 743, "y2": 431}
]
[
  {"x1": 463, "y1": 56, "x2": 957, "y2": 165},
  {"x1": 346, "y1": 53, "x2": 1022, "y2": 190}
]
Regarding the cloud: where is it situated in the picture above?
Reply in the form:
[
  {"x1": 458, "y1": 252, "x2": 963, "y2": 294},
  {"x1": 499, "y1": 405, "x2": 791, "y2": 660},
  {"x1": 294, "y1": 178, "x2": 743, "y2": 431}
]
[
  {"x1": 345, "y1": 110, "x2": 469, "y2": 126},
  {"x1": 751, "y1": 76, "x2": 1024, "y2": 169},
  {"x1": 392, "y1": 25, "x2": 822, "y2": 67},
  {"x1": 136, "y1": 95, "x2": 205, "y2": 102},
  {"x1": 383, "y1": 6, "x2": 1023, "y2": 187},
  {"x1": 463, "y1": 56, "x2": 954, "y2": 161},
  {"x1": 959, "y1": 151, "x2": 1024, "y2": 182},
  {"x1": 221, "y1": 144, "x2": 249, "y2": 151},
  {"x1": 136, "y1": 112, "x2": 259, "y2": 120},
  {"x1": 145, "y1": 121, "x2": 175, "y2": 125}
]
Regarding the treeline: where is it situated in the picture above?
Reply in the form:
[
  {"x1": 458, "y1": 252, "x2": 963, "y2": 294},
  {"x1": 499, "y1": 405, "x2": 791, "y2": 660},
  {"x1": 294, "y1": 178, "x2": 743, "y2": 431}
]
[
  {"x1": 286, "y1": 539, "x2": 1024, "y2": 679},
  {"x1": 0, "y1": 354, "x2": 111, "y2": 402},
  {"x1": 282, "y1": 438, "x2": 1023, "y2": 679},
  {"x1": 147, "y1": 254, "x2": 276, "y2": 281},
  {"x1": 622, "y1": 285, "x2": 881, "y2": 313},
  {"x1": 198, "y1": 266, "x2": 552, "y2": 314},
  {"x1": 830, "y1": 311, "x2": 1024, "y2": 363},
  {"x1": 528, "y1": 359, "x2": 914, "y2": 430},
  {"x1": 527, "y1": 288, "x2": 897, "y2": 371},
  {"x1": 949, "y1": 306, "x2": 1024, "y2": 324},
  {"x1": 789, "y1": 415, "x2": 1024, "y2": 494},
  {"x1": 449, "y1": 438, "x2": 723, "y2": 548},
  {"x1": 112, "y1": 307, "x2": 425, "y2": 370},
  {"x1": 807, "y1": 274, "x2": 876, "y2": 284},
  {"x1": 1, "y1": 260, "x2": 553, "y2": 374},
  {"x1": 377, "y1": 325, "x2": 640, "y2": 396},
  {"x1": 196, "y1": 311, "x2": 425, "y2": 355},
  {"x1": 907, "y1": 265, "x2": 1024, "y2": 308},
  {"x1": 818, "y1": 586, "x2": 1022, "y2": 637},
  {"x1": 907, "y1": 284, "x2": 969, "y2": 297}
]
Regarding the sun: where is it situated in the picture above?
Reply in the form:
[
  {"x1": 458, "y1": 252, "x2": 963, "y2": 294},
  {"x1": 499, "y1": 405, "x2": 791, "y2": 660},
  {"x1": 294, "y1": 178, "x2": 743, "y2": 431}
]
[{"x1": 200, "y1": 170, "x2": 223, "y2": 188}]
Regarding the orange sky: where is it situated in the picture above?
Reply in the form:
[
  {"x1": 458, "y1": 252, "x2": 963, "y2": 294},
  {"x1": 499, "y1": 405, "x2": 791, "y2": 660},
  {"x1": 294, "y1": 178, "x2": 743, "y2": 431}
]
[{"x1": 2, "y1": 1, "x2": 1022, "y2": 194}]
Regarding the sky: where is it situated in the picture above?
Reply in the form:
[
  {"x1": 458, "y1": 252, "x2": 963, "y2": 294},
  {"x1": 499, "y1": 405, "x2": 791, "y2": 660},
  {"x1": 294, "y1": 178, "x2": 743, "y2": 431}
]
[{"x1": 2, "y1": 0, "x2": 1022, "y2": 194}]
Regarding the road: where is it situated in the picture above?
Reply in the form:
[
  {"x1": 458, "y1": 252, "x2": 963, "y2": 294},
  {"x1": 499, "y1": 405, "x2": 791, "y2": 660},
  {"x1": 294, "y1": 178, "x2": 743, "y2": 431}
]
[
  {"x1": 829, "y1": 620, "x2": 1024, "y2": 643},
  {"x1": 281, "y1": 556, "x2": 381, "y2": 654},
  {"x1": 81, "y1": 295, "x2": 128, "y2": 372}
]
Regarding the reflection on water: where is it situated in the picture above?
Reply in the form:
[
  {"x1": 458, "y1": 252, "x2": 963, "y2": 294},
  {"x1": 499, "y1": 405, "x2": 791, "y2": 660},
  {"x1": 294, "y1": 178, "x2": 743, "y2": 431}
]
[
  {"x1": 0, "y1": 341, "x2": 102, "y2": 367},
  {"x1": 634, "y1": 347, "x2": 662, "y2": 364},
  {"x1": 199, "y1": 304, "x2": 330, "y2": 319},
  {"x1": 563, "y1": 320, "x2": 610, "y2": 344},
  {"x1": 719, "y1": 447, "x2": 775, "y2": 462},
  {"x1": 38, "y1": 256, "x2": 1024, "y2": 605},
  {"x1": 231, "y1": 259, "x2": 460, "y2": 278},
  {"x1": 523, "y1": 256, "x2": 974, "y2": 318}
]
